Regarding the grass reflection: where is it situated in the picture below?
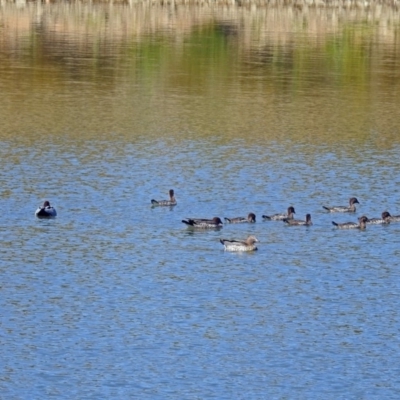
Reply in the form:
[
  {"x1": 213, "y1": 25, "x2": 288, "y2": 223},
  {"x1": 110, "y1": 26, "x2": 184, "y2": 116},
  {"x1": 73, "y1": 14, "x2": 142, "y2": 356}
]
[{"x1": 0, "y1": 2, "x2": 399, "y2": 146}]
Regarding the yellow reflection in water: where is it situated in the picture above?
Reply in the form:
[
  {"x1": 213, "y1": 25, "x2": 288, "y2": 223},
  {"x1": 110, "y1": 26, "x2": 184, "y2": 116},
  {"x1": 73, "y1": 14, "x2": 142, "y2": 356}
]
[{"x1": 0, "y1": 2, "x2": 399, "y2": 147}]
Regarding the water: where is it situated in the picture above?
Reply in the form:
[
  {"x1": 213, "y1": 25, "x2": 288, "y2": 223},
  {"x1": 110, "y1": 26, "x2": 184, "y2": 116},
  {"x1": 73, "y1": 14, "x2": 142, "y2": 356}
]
[{"x1": 1, "y1": 2, "x2": 400, "y2": 399}]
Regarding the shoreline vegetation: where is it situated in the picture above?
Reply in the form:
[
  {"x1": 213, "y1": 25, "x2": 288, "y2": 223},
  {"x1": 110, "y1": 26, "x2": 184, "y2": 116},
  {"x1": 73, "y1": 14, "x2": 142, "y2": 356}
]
[
  {"x1": 1, "y1": 1, "x2": 399, "y2": 44},
  {"x1": 1, "y1": 0, "x2": 399, "y2": 5}
]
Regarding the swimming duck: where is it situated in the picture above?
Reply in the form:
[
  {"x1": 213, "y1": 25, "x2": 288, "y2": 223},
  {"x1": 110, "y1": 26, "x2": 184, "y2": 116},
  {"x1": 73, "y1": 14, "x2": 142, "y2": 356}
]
[
  {"x1": 182, "y1": 217, "x2": 223, "y2": 229},
  {"x1": 262, "y1": 206, "x2": 295, "y2": 221},
  {"x1": 284, "y1": 213, "x2": 312, "y2": 226},
  {"x1": 220, "y1": 235, "x2": 259, "y2": 252},
  {"x1": 35, "y1": 200, "x2": 57, "y2": 218},
  {"x1": 224, "y1": 213, "x2": 256, "y2": 223},
  {"x1": 388, "y1": 213, "x2": 400, "y2": 222},
  {"x1": 366, "y1": 211, "x2": 391, "y2": 225},
  {"x1": 323, "y1": 197, "x2": 359, "y2": 213},
  {"x1": 151, "y1": 189, "x2": 177, "y2": 206},
  {"x1": 332, "y1": 215, "x2": 369, "y2": 230}
]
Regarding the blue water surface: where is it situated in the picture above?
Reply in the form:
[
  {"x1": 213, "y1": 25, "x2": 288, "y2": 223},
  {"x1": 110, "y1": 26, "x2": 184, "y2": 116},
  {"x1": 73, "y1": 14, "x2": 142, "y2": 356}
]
[{"x1": 1, "y1": 137, "x2": 400, "y2": 399}]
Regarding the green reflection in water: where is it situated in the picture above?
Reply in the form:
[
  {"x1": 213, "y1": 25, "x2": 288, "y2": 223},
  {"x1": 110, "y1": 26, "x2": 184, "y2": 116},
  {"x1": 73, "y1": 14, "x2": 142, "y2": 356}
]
[{"x1": 0, "y1": 4, "x2": 399, "y2": 146}]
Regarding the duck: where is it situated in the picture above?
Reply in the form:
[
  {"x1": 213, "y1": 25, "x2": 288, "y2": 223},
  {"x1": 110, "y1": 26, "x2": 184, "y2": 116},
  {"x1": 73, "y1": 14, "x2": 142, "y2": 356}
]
[
  {"x1": 262, "y1": 206, "x2": 295, "y2": 221},
  {"x1": 283, "y1": 213, "x2": 312, "y2": 226},
  {"x1": 151, "y1": 189, "x2": 177, "y2": 207},
  {"x1": 332, "y1": 215, "x2": 369, "y2": 229},
  {"x1": 220, "y1": 235, "x2": 259, "y2": 252},
  {"x1": 366, "y1": 211, "x2": 391, "y2": 225},
  {"x1": 182, "y1": 217, "x2": 223, "y2": 229},
  {"x1": 323, "y1": 197, "x2": 359, "y2": 213},
  {"x1": 35, "y1": 200, "x2": 57, "y2": 218},
  {"x1": 224, "y1": 213, "x2": 256, "y2": 223},
  {"x1": 388, "y1": 213, "x2": 400, "y2": 222}
]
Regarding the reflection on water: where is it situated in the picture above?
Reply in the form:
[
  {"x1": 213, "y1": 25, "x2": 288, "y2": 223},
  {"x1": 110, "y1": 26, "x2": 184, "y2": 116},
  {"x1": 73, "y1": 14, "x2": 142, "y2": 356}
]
[
  {"x1": 0, "y1": 1, "x2": 399, "y2": 145},
  {"x1": 1, "y1": 2, "x2": 400, "y2": 399}
]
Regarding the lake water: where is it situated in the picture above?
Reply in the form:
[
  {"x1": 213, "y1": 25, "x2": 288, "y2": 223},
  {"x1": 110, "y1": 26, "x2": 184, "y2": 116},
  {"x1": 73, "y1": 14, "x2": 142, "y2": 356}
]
[{"x1": 1, "y1": 1, "x2": 400, "y2": 398}]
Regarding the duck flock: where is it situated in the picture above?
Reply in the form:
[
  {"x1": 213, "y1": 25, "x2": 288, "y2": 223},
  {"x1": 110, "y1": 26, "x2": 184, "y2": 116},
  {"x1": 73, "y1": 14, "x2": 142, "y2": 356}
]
[{"x1": 35, "y1": 190, "x2": 400, "y2": 252}]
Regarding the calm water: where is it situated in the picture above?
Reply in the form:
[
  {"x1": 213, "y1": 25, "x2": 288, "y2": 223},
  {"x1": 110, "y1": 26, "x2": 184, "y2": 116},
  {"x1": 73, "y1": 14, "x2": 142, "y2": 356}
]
[{"x1": 1, "y1": 2, "x2": 400, "y2": 399}]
